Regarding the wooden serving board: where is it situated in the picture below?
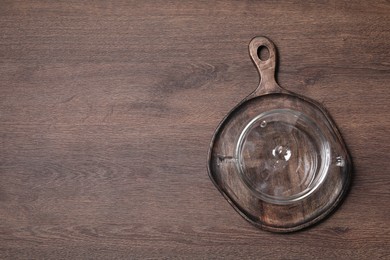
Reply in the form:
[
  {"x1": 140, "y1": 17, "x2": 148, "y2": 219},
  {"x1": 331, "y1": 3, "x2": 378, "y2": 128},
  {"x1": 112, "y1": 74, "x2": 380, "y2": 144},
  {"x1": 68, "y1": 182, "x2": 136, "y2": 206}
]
[{"x1": 208, "y1": 37, "x2": 351, "y2": 232}]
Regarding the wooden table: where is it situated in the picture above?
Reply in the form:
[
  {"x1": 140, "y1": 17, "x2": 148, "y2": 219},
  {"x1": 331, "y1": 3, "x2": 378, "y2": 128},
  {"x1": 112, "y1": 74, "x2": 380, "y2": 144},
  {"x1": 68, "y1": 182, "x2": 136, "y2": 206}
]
[{"x1": 1, "y1": 1, "x2": 389, "y2": 259}]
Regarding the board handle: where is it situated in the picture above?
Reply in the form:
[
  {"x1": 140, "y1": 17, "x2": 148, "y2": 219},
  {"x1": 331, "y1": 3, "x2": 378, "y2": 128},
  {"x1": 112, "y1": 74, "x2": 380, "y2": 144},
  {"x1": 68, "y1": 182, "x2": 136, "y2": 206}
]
[{"x1": 249, "y1": 36, "x2": 283, "y2": 95}]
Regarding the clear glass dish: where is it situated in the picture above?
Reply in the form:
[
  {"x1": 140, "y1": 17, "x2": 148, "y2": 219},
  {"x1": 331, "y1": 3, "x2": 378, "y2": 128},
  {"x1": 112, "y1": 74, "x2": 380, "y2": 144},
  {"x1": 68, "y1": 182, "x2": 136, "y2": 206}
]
[{"x1": 235, "y1": 109, "x2": 330, "y2": 204}]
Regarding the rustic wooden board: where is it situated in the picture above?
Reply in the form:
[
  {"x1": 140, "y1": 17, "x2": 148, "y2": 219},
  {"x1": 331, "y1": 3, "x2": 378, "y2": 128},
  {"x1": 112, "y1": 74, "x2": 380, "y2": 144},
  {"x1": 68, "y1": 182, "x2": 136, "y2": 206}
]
[
  {"x1": 0, "y1": 0, "x2": 389, "y2": 259},
  {"x1": 208, "y1": 37, "x2": 352, "y2": 232}
]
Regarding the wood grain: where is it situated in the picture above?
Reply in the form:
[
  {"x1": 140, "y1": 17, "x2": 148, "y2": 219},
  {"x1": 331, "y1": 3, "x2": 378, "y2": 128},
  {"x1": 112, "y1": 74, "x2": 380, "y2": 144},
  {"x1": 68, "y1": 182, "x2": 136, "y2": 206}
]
[{"x1": 0, "y1": 0, "x2": 389, "y2": 259}]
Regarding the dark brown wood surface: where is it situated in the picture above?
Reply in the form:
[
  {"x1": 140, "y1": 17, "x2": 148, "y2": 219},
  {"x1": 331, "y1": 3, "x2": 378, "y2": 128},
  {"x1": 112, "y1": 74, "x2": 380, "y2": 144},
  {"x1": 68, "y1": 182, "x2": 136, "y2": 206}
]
[{"x1": 0, "y1": 1, "x2": 389, "y2": 259}]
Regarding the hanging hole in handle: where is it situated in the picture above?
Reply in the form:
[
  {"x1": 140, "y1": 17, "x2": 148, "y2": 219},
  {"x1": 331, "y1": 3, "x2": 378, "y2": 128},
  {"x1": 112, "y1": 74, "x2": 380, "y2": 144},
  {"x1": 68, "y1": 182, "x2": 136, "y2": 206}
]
[{"x1": 257, "y1": 45, "x2": 270, "y2": 61}]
